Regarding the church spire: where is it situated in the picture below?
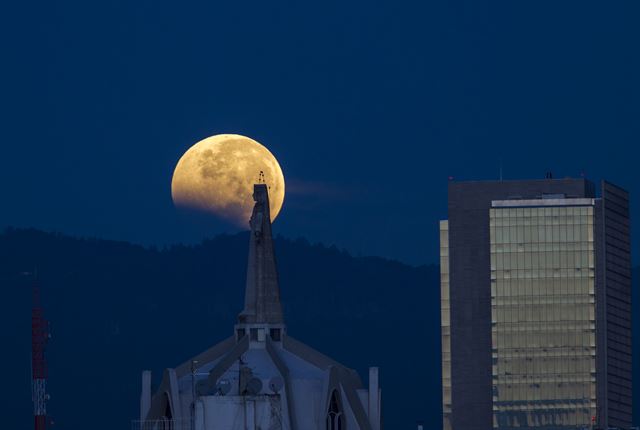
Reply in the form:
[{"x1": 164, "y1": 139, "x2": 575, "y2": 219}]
[{"x1": 238, "y1": 183, "x2": 284, "y2": 325}]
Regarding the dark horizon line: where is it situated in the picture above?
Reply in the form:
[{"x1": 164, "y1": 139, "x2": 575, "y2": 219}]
[{"x1": 1, "y1": 225, "x2": 440, "y2": 269}]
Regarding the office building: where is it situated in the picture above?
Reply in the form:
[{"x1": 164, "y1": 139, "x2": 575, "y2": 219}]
[{"x1": 441, "y1": 178, "x2": 632, "y2": 429}]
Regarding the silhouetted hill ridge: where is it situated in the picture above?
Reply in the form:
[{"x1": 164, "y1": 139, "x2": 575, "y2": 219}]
[
  {"x1": 1, "y1": 228, "x2": 636, "y2": 428},
  {"x1": 0, "y1": 228, "x2": 439, "y2": 430}
]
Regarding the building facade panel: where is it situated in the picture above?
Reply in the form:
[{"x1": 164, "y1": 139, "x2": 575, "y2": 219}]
[
  {"x1": 601, "y1": 182, "x2": 632, "y2": 428},
  {"x1": 490, "y1": 202, "x2": 596, "y2": 429},
  {"x1": 440, "y1": 220, "x2": 452, "y2": 430},
  {"x1": 442, "y1": 178, "x2": 631, "y2": 430}
]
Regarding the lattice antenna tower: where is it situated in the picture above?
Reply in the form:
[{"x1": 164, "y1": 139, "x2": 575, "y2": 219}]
[{"x1": 31, "y1": 276, "x2": 50, "y2": 430}]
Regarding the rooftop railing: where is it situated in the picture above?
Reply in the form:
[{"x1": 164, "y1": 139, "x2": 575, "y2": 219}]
[{"x1": 131, "y1": 418, "x2": 192, "y2": 430}]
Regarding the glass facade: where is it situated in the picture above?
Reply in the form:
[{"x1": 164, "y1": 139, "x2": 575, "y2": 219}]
[
  {"x1": 440, "y1": 220, "x2": 452, "y2": 430},
  {"x1": 490, "y1": 204, "x2": 597, "y2": 429}
]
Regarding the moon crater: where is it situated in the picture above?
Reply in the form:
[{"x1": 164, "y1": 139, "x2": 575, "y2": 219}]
[{"x1": 171, "y1": 134, "x2": 285, "y2": 225}]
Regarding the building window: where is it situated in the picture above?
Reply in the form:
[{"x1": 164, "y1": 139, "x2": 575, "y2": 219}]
[
  {"x1": 489, "y1": 204, "x2": 597, "y2": 428},
  {"x1": 270, "y1": 328, "x2": 281, "y2": 341},
  {"x1": 326, "y1": 390, "x2": 345, "y2": 430}
]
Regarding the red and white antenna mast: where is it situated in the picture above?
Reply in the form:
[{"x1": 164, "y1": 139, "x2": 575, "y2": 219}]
[{"x1": 31, "y1": 278, "x2": 50, "y2": 430}]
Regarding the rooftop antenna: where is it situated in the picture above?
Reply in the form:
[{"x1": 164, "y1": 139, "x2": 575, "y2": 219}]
[
  {"x1": 499, "y1": 159, "x2": 503, "y2": 181},
  {"x1": 258, "y1": 171, "x2": 265, "y2": 184}
]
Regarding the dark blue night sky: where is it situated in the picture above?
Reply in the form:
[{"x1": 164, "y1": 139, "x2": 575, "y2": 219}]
[{"x1": 2, "y1": 1, "x2": 639, "y2": 265}]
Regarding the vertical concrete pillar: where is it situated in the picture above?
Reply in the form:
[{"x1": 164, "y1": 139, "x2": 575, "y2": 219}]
[
  {"x1": 245, "y1": 399, "x2": 256, "y2": 429},
  {"x1": 140, "y1": 370, "x2": 151, "y2": 421},
  {"x1": 195, "y1": 400, "x2": 205, "y2": 430},
  {"x1": 368, "y1": 367, "x2": 380, "y2": 430}
]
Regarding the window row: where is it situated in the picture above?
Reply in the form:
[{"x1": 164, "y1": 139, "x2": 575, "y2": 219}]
[
  {"x1": 493, "y1": 408, "x2": 595, "y2": 429},
  {"x1": 493, "y1": 356, "x2": 595, "y2": 376},
  {"x1": 492, "y1": 322, "x2": 594, "y2": 333},
  {"x1": 492, "y1": 278, "x2": 594, "y2": 296},
  {"x1": 492, "y1": 242, "x2": 594, "y2": 253},
  {"x1": 492, "y1": 345, "x2": 595, "y2": 358},
  {"x1": 492, "y1": 294, "x2": 594, "y2": 305},
  {"x1": 490, "y1": 206, "x2": 593, "y2": 218},
  {"x1": 491, "y1": 268, "x2": 595, "y2": 280},
  {"x1": 491, "y1": 304, "x2": 595, "y2": 324},
  {"x1": 490, "y1": 217, "x2": 594, "y2": 228},
  {"x1": 492, "y1": 381, "x2": 595, "y2": 403},
  {"x1": 492, "y1": 331, "x2": 595, "y2": 349},
  {"x1": 491, "y1": 251, "x2": 595, "y2": 270},
  {"x1": 491, "y1": 225, "x2": 594, "y2": 244}
]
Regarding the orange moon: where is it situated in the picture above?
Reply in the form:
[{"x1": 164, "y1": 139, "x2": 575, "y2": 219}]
[{"x1": 171, "y1": 134, "x2": 285, "y2": 225}]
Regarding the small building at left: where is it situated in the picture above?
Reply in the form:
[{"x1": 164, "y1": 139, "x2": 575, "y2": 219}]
[{"x1": 136, "y1": 183, "x2": 382, "y2": 430}]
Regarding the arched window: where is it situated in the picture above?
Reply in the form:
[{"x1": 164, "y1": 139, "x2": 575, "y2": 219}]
[{"x1": 326, "y1": 390, "x2": 345, "y2": 430}]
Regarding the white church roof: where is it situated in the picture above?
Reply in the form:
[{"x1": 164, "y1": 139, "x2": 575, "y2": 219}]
[{"x1": 138, "y1": 184, "x2": 381, "y2": 430}]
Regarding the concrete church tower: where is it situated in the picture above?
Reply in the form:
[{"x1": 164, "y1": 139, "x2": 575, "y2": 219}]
[{"x1": 138, "y1": 184, "x2": 382, "y2": 430}]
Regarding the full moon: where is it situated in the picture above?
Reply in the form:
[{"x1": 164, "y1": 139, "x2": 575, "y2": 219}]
[{"x1": 171, "y1": 134, "x2": 285, "y2": 225}]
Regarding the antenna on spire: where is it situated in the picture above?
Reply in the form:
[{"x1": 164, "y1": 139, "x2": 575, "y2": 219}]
[{"x1": 258, "y1": 171, "x2": 265, "y2": 184}]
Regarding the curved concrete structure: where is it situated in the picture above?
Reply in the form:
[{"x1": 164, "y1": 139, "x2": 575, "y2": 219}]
[{"x1": 139, "y1": 184, "x2": 382, "y2": 430}]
